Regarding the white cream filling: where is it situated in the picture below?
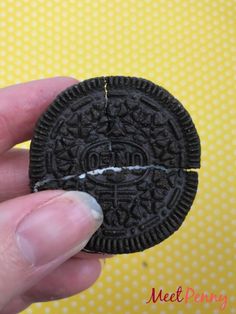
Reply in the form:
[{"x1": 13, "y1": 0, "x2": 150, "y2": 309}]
[{"x1": 33, "y1": 164, "x2": 177, "y2": 192}]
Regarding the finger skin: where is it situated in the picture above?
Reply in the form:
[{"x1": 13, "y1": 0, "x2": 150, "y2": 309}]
[
  {"x1": 0, "y1": 148, "x2": 30, "y2": 202},
  {"x1": 24, "y1": 258, "x2": 102, "y2": 302},
  {"x1": 0, "y1": 77, "x2": 78, "y2": 154},
  {"x1": 0, "y1": 190, "x2": 101, "y2": 310},
  {"x1": 1, "y1": 258, "x2": 102, "y2": 313},
  {"x1": 0, "y1": 148, "x2": 113, "y2": 259},
  {"x1": 0, "y1": 190, "x2": 64, "y2": 309},
  {"x1": 1, "y1": 296, "x2": 30, "y2": 314}
]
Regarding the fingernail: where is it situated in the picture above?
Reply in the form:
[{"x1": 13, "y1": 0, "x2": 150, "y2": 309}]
[{"x1": 15, "y1": 191, "x2": 103, "y2": 266}]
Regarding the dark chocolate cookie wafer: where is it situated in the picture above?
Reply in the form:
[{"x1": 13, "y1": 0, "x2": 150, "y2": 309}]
[{"x1": 29, "y1": 76, "x2": 201, "y2": 254}]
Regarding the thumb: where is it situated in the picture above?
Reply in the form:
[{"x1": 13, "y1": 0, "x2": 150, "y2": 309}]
[{"x1": 0, "y1": 190, "x2": 103, "y2": 309}]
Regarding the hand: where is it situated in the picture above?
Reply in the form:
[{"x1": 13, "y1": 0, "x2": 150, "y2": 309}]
[{"x1": 0, "y1": 77, "x2": 107, "y2": 314}]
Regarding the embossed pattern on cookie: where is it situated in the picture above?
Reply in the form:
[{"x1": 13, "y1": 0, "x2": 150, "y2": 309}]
[{"x1": 29, "y1": 76, "x2": 201, "y2": 254}]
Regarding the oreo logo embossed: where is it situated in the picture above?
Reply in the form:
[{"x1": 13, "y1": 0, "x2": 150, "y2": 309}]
[{"x1": 81, "y1": 140, "x2": 149, "y2": 185}]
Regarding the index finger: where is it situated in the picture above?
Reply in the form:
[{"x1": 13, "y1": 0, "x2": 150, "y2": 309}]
[{"x1": 0, "y1": 77, "x2": 78, "y2": 154}]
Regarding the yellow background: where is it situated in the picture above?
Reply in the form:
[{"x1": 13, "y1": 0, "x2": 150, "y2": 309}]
[{"x1": 1, "y1": 0, "x2": 235, "y2": 313}]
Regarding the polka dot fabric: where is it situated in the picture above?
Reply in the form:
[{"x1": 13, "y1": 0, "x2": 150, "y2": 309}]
[{"x1": 1, "y1": 0, "x2": 235, "y2": 313}]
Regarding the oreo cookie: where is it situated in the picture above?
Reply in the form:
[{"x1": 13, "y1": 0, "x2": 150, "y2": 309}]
[{"x1": 29, "y1": 76, "x2": 201, "y2": 254}]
